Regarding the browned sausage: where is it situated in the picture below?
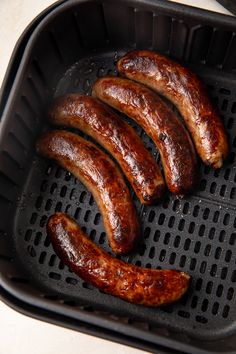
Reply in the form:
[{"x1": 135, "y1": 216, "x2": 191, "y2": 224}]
[
  {"x1": 47, "y1": 212, "x2": 190, "y2": 306},
  {"x1": 92, "y1": 77, "x2": 198, "y2": 195},
  {"x1": 117, "y1": 50, "x2": 229, "y2": 169},
  {"x1": 37, "y1": 130, "x2": 139, "y2": 254},
  {"x1": 48, "y1": 94, "x2": 165, "y2": 204}
]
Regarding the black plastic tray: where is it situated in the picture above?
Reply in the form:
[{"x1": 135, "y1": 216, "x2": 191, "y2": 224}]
[{"x1": 1, "y1": 1, "x2": 236, "y2": 353}]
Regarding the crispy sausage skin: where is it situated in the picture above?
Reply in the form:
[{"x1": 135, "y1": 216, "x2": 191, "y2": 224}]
[
  {"x1": 37, "y1": 130, "x2": 140, "y2": 254},
  {"x1": 92, "y1": 77, "x2": 198, "y2": 195},
  {"x1": 47, "y1": 212, "x2": 190, "y2": 306},
  {"x1": 117, "y1": 50, "x2": 229, "y2": 169},
  {"x1": 48, "y1": 94, "x2": 165, "y2": 204}
]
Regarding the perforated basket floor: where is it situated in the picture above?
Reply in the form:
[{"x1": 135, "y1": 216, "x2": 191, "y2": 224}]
[{"x1": 1, "y1": 1, "x2": 236, "y2": 353}]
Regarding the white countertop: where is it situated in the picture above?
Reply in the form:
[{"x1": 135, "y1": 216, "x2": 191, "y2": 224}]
[{"x1": 0, "y1": 1, "x2": 232, "y2": 353}]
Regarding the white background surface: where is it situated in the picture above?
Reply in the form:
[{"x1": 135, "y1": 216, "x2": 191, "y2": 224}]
[{"x1": 0, "y1": 1, "x2": 232, "y2": 353}]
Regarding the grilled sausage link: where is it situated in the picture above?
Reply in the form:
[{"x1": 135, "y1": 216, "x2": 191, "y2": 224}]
[
  {"x1": 117, "y1": 50, "x2": 229, "y2": 169},
  {"x1": 37, "y1": 130, "x2": 139, "y2": 254},
  {"x1": 92, "y1": 77, "x2": 198, "y2": 195},
  {"x1": 48, "y1": 94, "x2": 165, "y2": 204},
  {"x1": 48, "y1": 212, "x2": 190, "y2": 306}
]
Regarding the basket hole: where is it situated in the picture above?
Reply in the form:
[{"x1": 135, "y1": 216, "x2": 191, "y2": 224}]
[
  {"x1": 188, "y1": 222, "x2": 195, "y2": 234},
  {"x1": 183, "y1": 202, "x2": 189, "y2": 214},
  {"x1": 149, "y1": 247, "x2": 155, "y2": 259},
  {"x1": 196, "y1": 316, "x2": 207, "y2": 324},
  {"x1": 212, "y1": 302, "x2": 219, "y2": 315},
  {"x1": 201, "y1": 299, "x2": 209, "y2": 312},
  {"x1": 221, "y1": 99, "x2": 228, "y2": 111},
  {"x1": 55, "y1": 167, "x2": 63, "y2": 178},
  {"x1": 164, "y1": 232, "x2": 171, "y2": 245},
  {"x1": 200, "y1": 261, "x2": 207, "y2": 274},
  {"x1": 206, "y1": 281, "x2": 213, "y2": 294},
  {"x1": 64, "y1": 171, "x2": 72, "y2": 181},
  {"x1": 208, "y1": 227, "x2": 216, "y2": 240},
  {"x1": 39, "y1": 251, "x2": 46, "y2": 264},
  {"x1": 220, "y1": 88, "x2": 230, "y2": 95},
  {"x1": 173, "y1": 235, "x2": 180, "y2": 248},
  {"x1": 89, "y1": 195, "x2": 95, "y2": 206},
  {"x1": 169, "y1": 252, "x2": 176, "y2": 265},
  {"x1": 204, "y1": 165, "x2": 211, "y2": 175},
  {"x1": 45, "y1": 165, "x2": 52, "y2": 176},
  {"x1": 223, "y1": 213, "x2": 230, "y2": 225},
  {"x1": 70, "y1": 188, "x2": 76, "y2": 200},
  {"x1": 173, "y1": 199, "x2": 180, "y2": 211},
  {"x1": 27, "y1": 245, "x2": 36, "y2": 257},
  {"x1": 221, "y1": 267, "x2": 228, "y2": 280},
  {"x1": 94, "y1": 213, "x2": 101, "y2": 225},
  {"x1": 219, "y1": 230, "x2": 226, "y2": 242},
  {"x1": 49, "y1": 254, "x2": 57, "y2": 267},
  {"x1": 50, "y1": 182, "x2": 57, "y2": 195},
  {"x1": 145, "y1": 263, "x2": 151, "y2": 268},
  {"x1": 199, "y1": 224, "x2": 205, "y2": 237},
  {"x1": 229, "y1": 233, "x2": 236, "y2": 245},
  {"x1": 58, "y1": 260, "x2": 64, "y2": 270},
  {"x1": 89, "y1": 229, "x2": 96, "y2": 241},
  {"x1": 193, "y1": 205, "x2": 200, "y2": 217},
  {"x1": 184, "y1": 238, "x2": 191, "y2": 251},
  {"x1": 74, "y1": 207, "x2": 81, "y2": 219},
  {"x1": 203, "y1": 208, "x2": 210, "y2": 220},
  {"x1": 214, "y1": 247, "x2": 222, "y2": 260},
  {"x1": 178, "y1": 219, "x2": 185, "y2": 231},
  {"x1": 44, "y1": 235, "x2": 51, "y2": 247},
  {"x1": 227, "y1": 117, "x2": 233, "y2": 129},
  {"x1": 179, "y1": 255, "x2": 186, "y2": 268},
  {"x1": 194, "y1": 241, "x2": 201, "y2": 254},
  {"x1": 213, "y1": 211, "x2": 220, "y2": 223},
  {"x1": 60, "y1": 185, "x2": 67, "y2": 197},
  {"x1": 210, "y1": 182, "x2": 217, "y2": 194},
  {"x1": 222, "y1": 305, "x2": 230, "y2": 318},
  {"x1": 148, "y1": 210, "x2": 155, "y2": 222},
  {"x1": 224, "y1": 168, "x2": 231, "y2": 180},
  {"x1": 178, "y1": 310, "x2": 190, "y2": 319},
  {"x1": 210, "y1": 264, "x2": 217, "y2": 277},
  {"x1": 225, "y1": 250, "x2": 232, "y2": 262},
  {"x1": 79, "y1": 191, "x2": 87, "y2": 203},
  {"x1": 168, "y1": 216, "x2": 175, "y2": 228},
  {"x1": 231, "y1": 270, "x2": 236, "y2": 282},
  {"x1": 216, "y1": 284, "x2": 223, "y2": 297},
  {"x1": 34, "y1": 232, "x2": 42, "y2": 246},
  {"x1": 159, "y1": 249, "x2": 166, "y2": 262},
  {"x1": 153, "y1": 230, "x2": 160, "y2": 242},
  {"x1": 158, "y1": 213, "x2": 165, "y2": 225},
  {"x1": 204, "y1": 244, "x2": 211, "y2": 256},
  {"x1": 227, "y1": 287, "x2": 234, "y2": 300},
  {"x1": 190, "y1": 258, "x2": 196, "y2": 271},
  {"x1": 40, "y1": 215, "x2": 47, "y2": 227},
  {"x1": 135, "y1": 260, "x2": 142, "y2": 267},
  {"x1": 99, "y1": 232, "x2": 106, "y2": 244},
  {"x1": 24, "y1": 229, "x2": 32, "y2": 241},
  {"x1": 230, "y1": 187, "x2": 236, "y2": 199},
  {"x1": 84, "y1": 210, "x2": 91, "y2": 222},
  {"x1": 66, "y1": 277, "x2": 78, "y2": 285},
  {"x1": 30, "y1": 212, "x2": 37, "y2": 225},
  {"x1": 49, "y1": 272, "x2": 61, "y2": 280},
  {"x1": 82, "y1": 282, "x2": 93, "y2": 290},
  {"x1": 55, "y1": 201, "x2": 62, "y2": 212}
]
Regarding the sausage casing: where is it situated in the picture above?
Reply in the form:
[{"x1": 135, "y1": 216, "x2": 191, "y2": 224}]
[
  {"x1": 48, "y1": 94, "x2": 165, "y2": 204},
  {"x1": 37, "y1": 130, "x2": 139, "y2": 254},
  {"x1": 92, "y1": 77, "x2": 198, "y2": 195},
  {"x1": 117, "y1": 50, "x2": 229, "y2": 169},
  {"x1": 47, "y1": 212, "x2": 190, "y2": 307}
]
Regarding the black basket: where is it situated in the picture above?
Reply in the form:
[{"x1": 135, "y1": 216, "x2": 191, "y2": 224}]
[{"x1": 1, "y1": 1, "x2": 236, "y2": 353}]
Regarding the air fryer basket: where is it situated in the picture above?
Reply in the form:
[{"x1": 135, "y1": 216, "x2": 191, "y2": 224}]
[{"x1": 1, "y1": 0, "x2": 236, "y2": 352}]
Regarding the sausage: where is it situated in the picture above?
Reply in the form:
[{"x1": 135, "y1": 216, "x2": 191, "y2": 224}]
[
  {"x1": 47, "y1": 212, "x2": 190, "y2": 306},
  {"x1": 117, "y1": 50, "x2": 229, "y2": 169},
  {"x1": 37, "y1": 130, "x2": 139, "y2": 254},
  {"x1": 92, "y1": 77, "x2": 198, "y2": 195},
  {"x1": 48, "y1": 94, "x2": 165, "y2": 204}
]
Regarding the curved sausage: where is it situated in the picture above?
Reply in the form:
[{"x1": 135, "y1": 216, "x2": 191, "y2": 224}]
[
  {"x1": 48, "y1": 94, "x2": 165, "y2": 204},
  {"x1": 92, "y1": 77, "x2": 198, "y2": 195},
  {"x1": 37, "y1": 130, "x2": 139, "y2": 254},
  {"x1": 117, "y1": 50, "x2": 229, "y2": 169},
  {"x1": 47, "y1": 212, "x2": 190, "y2": 307}
]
